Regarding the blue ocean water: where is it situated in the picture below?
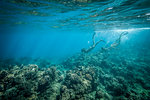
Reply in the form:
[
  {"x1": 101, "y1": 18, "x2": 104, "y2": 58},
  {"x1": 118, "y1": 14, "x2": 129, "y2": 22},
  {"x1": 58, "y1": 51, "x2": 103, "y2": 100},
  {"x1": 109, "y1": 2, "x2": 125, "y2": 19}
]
[
  {"x1": 0, "y1": 0, "x2": 150, "y2": 63},
  {"x1": 0, "y1": 0, "x2": 150, "y2": 99}
]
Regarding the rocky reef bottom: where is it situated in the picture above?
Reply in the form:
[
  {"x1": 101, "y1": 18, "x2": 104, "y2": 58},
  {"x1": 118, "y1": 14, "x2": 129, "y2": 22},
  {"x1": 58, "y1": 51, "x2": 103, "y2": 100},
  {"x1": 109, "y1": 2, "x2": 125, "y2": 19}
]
[{"x1": 0, "y1": 49, "x2": 150, "y2": 100}]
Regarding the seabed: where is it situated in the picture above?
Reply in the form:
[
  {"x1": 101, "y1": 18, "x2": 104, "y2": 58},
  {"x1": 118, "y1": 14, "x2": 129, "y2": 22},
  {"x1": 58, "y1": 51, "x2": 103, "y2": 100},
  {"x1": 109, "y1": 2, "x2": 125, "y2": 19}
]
[{"x1": 0, "y1": 48, "x2": 150, "y2": 100}]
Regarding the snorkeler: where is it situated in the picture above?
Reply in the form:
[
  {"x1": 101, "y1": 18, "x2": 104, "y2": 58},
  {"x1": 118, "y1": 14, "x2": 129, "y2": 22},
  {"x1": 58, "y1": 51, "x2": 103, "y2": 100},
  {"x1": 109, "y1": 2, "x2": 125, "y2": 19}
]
[
  {"x1": 82, "y1": 31, "x2": 128, "y2": 53},
  {"x1": 102, "y1": 31, "x2": 128, "y2": 50},
  {"x1": 81, "y1": 32, "x2": 105, "y2": 53}
]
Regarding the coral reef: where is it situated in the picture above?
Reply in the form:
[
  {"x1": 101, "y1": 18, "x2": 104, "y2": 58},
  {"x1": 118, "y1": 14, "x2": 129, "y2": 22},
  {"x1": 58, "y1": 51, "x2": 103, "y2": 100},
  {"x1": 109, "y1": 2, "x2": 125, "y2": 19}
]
[
  {"x1": 59, "y1": 66, "x2": 99, "y2": 99},
  {"x1": 0, "y1": 45, "x2": 150, "y2": 100},
  {"x1": 0, "y1": 64, "x2": 61, "y2": 100}
]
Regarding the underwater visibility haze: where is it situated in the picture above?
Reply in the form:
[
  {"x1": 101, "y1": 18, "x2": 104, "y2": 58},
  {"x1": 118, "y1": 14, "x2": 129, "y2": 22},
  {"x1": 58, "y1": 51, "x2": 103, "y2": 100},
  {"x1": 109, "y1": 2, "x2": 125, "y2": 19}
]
[{"x1": 0, "y1": 0, "x2": 150, "y2": 100}]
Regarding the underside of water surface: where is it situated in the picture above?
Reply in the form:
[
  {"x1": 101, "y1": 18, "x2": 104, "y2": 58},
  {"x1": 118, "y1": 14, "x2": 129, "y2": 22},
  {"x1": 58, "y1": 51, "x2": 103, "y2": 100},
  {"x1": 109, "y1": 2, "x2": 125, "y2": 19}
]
[{"x1": 0, "y1": 0, "x2": 150, "y2": 100}]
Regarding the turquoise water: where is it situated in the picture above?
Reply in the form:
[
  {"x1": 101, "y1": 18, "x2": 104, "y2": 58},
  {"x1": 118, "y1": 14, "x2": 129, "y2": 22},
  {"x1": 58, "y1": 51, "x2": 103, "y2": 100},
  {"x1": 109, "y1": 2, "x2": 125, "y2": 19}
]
[
  {"x1": 0, "y1": 0, "x2": 150, "y2": 62},
  {"x1": 0, "y1": 0, "x2": 150, "y2": 100}
]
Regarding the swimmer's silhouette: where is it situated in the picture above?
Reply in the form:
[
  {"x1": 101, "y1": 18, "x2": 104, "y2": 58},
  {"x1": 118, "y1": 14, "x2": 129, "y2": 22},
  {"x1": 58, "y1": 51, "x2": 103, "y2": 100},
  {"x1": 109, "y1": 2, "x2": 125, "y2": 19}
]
[
  {"x1": 81, "y1": 31, "x2": 128, "y2": 53},
  {"x1": 102, "y1": 31, "x2": 128, "y2": 50},
  {"x1": 81, "y1": 32, "x2": 105, "y2": 53}
]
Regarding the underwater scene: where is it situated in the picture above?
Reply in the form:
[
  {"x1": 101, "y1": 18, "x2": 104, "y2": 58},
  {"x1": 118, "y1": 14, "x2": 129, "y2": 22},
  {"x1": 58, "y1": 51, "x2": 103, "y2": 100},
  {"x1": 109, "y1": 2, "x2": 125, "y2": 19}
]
[{"x1": 0, "y1": 0, "x2": 150, "y2": 100}]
